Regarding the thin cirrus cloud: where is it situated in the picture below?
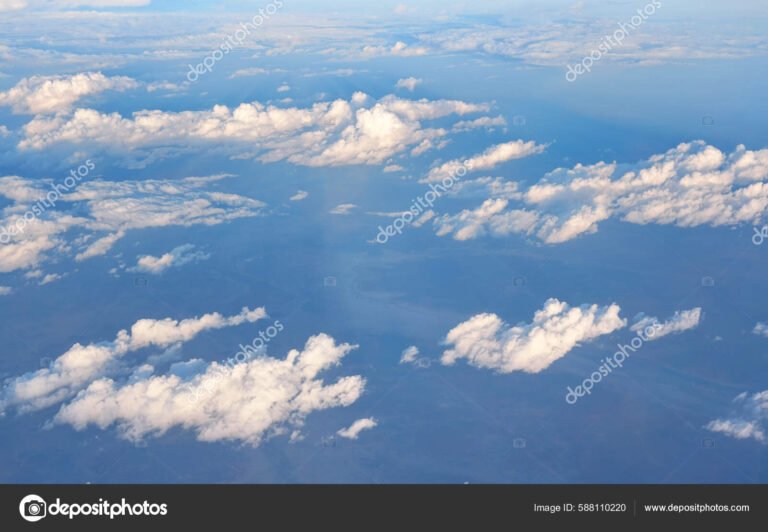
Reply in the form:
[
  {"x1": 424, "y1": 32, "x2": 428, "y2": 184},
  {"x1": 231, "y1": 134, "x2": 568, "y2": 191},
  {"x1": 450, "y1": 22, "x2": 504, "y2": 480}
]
[
  {"x1": 441, "y1": 298, "x2": 626, "y2": 374},
  {"x1": 53, "y1": 333, "x2": 366, "y2": 446},
  {"x1": 706, "y1": 391, "x2": 768, "y2": 444},
  {"x1": 630, "y1": 308, "x2": 702, "y2": 340},
  {"x1": 0, "y1": 306, "x2": 267, "y2": 414},
  {"x1": 434, "y1": 141, "x2": 768, "y2": 243},
  {"x1": 16, "y1": 92, "x2": 490, "y2": 167},
  {"x1": 0, "y1": 72, "x2": 139, "y2": 114},
  {"x1": 127, "y1": 244, "x2": 210, "y2": 275}
]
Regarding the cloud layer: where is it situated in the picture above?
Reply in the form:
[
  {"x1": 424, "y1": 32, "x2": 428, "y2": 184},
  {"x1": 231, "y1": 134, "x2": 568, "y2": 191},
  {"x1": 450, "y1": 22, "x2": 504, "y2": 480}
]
[{"x1": 435, "y1": 142, "x2": 768, "y2": 243}]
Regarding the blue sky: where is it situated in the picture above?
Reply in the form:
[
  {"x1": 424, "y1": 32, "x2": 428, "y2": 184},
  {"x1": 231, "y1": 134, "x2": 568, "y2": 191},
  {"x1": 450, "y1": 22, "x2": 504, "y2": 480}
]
[{"x1": 0, "y1": 0, "x2": 767, "y2": 483}]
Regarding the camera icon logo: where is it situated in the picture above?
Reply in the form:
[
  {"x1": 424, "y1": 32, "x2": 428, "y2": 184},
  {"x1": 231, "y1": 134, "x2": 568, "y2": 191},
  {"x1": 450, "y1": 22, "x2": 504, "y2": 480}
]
[{"x1": 19, "y1": 494, "x2": 47, "y2": 522}]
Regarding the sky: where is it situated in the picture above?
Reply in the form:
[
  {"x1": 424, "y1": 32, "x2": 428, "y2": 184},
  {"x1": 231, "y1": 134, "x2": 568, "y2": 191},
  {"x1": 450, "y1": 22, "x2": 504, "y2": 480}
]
[{"x1": 0, "y1": 0, "x2": 767, "y2": 483}]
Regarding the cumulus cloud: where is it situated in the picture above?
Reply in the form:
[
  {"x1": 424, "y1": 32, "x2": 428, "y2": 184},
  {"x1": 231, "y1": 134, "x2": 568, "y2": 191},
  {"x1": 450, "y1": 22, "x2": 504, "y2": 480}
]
[
  {"x1": 395, "y1": 77, "x2": 421, "y2": 91},
  {"x1": 289, "y1": 190, "x2": 309, "y2": 201},
  {"x1": 706, "y1": 391, "x2": 768, "y2": 444},
  {"x1": 630, "y1": 308, "x2": 702, "y2": 340},
  {"x1": 0, "y1": 306, "x2": 267, "y2": 414},
  {"x1": 337, "y1": 417, "x2": 377, "y2": 439},
  {"x1": 399, "y1": 345, "x2": 419, "y2": 364},
  {"x1": 442, "y1": 299, "x2": 626, "y2": 373},
  {"x1": 0, "y1": 174, "x2": 264, "y2": 273},
  {"x1": 128, "y1": 244, "x2": 209, "y2": 274},
  {"x1": 18, "y1": 94, "x2": 489, "y2": 167},
  {"x1": 435, "y1": 142, "x2": 768, "y2": 243},
  {"x1": 0, "y1": 72, "x2": 139, "y2": 114},
  {"x1": 53, "y1": 334, "x2": 366, "y2": 446}
]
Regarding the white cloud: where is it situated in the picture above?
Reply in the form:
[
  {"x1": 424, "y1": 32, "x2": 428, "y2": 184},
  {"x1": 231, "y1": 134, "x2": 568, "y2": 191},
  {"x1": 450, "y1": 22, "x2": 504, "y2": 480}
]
[
  {"x1": 360, "y1": 41, "x2": 428, "y2": 58},
  {"x1": 434, "y1": 142, "x2": 768, "y2": 243},
  {"x1": 399, "y1": 345, "x2": 419, "y2": 364},
  {"x1": 0, "y1": 174, "x2": 264, "y2": 273},
  {"x1": 452, "y1": 116, "x2": 507, "y2": 132},
  {"x1": 337, "y1": 417, "x2": 377, "y2": 439},
  {"x1": 706, "y1": 391, "x2": 768, "y2": 444},
  {"x1": 752, "y1": 322, "x2": 768, "y2": 337},
  {"x1": 277, "y1": 83, "x2": 291, "y2": 93},
  {"x1": 631, "y1": 308, "x2": 702, "y2": 340},
  {"x1": 422, "y1": 140, "x2": 546, "y2": 183},
  {"x1": 0, "y1": 72, "x2": 139, "y2": 114},
  {"x1": 39, "y1": 272, "x2": 63, "y2": 285},
  {"x1": 18, "y1": 94, "x2": 488, "y2": 167},
  {"x1": 0, "y1": 286, "x2": 12, "y2": 295},
  {"x1": 228, "y1": 67, "x2": 269, "y2": 79},
  {"x1": 74, "y1": 231, "x2": 125, "y2": 261},
  {"x1": 0, "y1": 305, "x2": 267, "y2": 414},
  {"x1": 54, "y1": 334, "x2": 366, "y2": 446},
  {"x1": 442, "y1": 299, "x2": 626, "y2": 373},
  {"x1": 330, "y1": 203, "x2": 357, "y2": 215},
  {"x1": 127, "y1": 244, "x2": 209, "y2": 275},
  {"x1": 0, "y1": 0, "x2": 27, "y2": 11},
  {"x1": 289, "y1": 190, "x2": 309, "y2": 201},
  {"x1": 395, "y1": 77, "x2": 421, "y2": 91},
  {"x1": 383, "y1": 164, "x2": 404, "y2": 173}
]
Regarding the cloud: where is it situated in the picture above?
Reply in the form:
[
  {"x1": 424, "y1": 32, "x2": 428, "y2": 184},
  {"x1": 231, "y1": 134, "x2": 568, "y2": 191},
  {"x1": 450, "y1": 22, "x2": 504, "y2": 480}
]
[
  {"x1": 337, "y1": 417, "x2": 377, "y2": 439},
  {"x1": 452, "y1": 115, "x2": 507, "y2": 132},
  {"x1": 706, "y1": 391, "x2": 768, "y2": 444},
  {"x1": 360, "y1": 41, "x2": 428, "y2": 58},
  {"x1": 277, "y1": 83, "x2": 291, "y2": 93},
  {"x1": 0, "y1": 286, "x2": 12, "y2": 295},
  {"x1": 434, "y1": 142, "x2": 768, "y2": 243},
  {"x1": 330, "y1": 203, "x2": 357, "y2": 215},
  {"x1": 442, "y1": 299, "x2": 626, "y2": 373},
  {"x1": 18, "y1": 94, "x2": 489, "y2": 167},
  {"x1": 0, "y1": 0, "x2": 27, "y2": 11},
  {"x1": 127, "y1": 244, "x2": 209, "y2": 275},
  {"x1": 74, "y1": 231, "x2": 125, "y2": 261},
  {"x1": 631, "y1": 308, "x2": 702, "y2": 340},
  {"x1": 53, "y1": 334, "x2": 366, "y2": 446},
  {"x1": 0, "y1": 72, "x2": 139, "y2": 114},
  {"x1": 0, "y1": 174, "x2": 264, "y2": 273},
  {"x1": 383, "y1": 164, "x2": 404, "y2": 173},
  {"x1": 752, "y1": 322, "x2": 768, "y2": 337},
  {"x1": 39, "y1": 272, "x2": 63, "y2": 285},
  {"x1": 422, "y1": 140, "x2": 546, "y2": 183},
  {"x1": 289, "y1": 190, "x2": 309, "y2": 201},
  {"x1": 0, "y1": 306, "x2": 267, "y2": 414},
  {"x1": 228, "y1": 67, "x2": 269, "y2": 79},
  {"x1": 399, "y1": 345, "x2": 419, "y2": 364},
  {"x1": 395, "y1": 77, "x2": 422, "y2": 91}
]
